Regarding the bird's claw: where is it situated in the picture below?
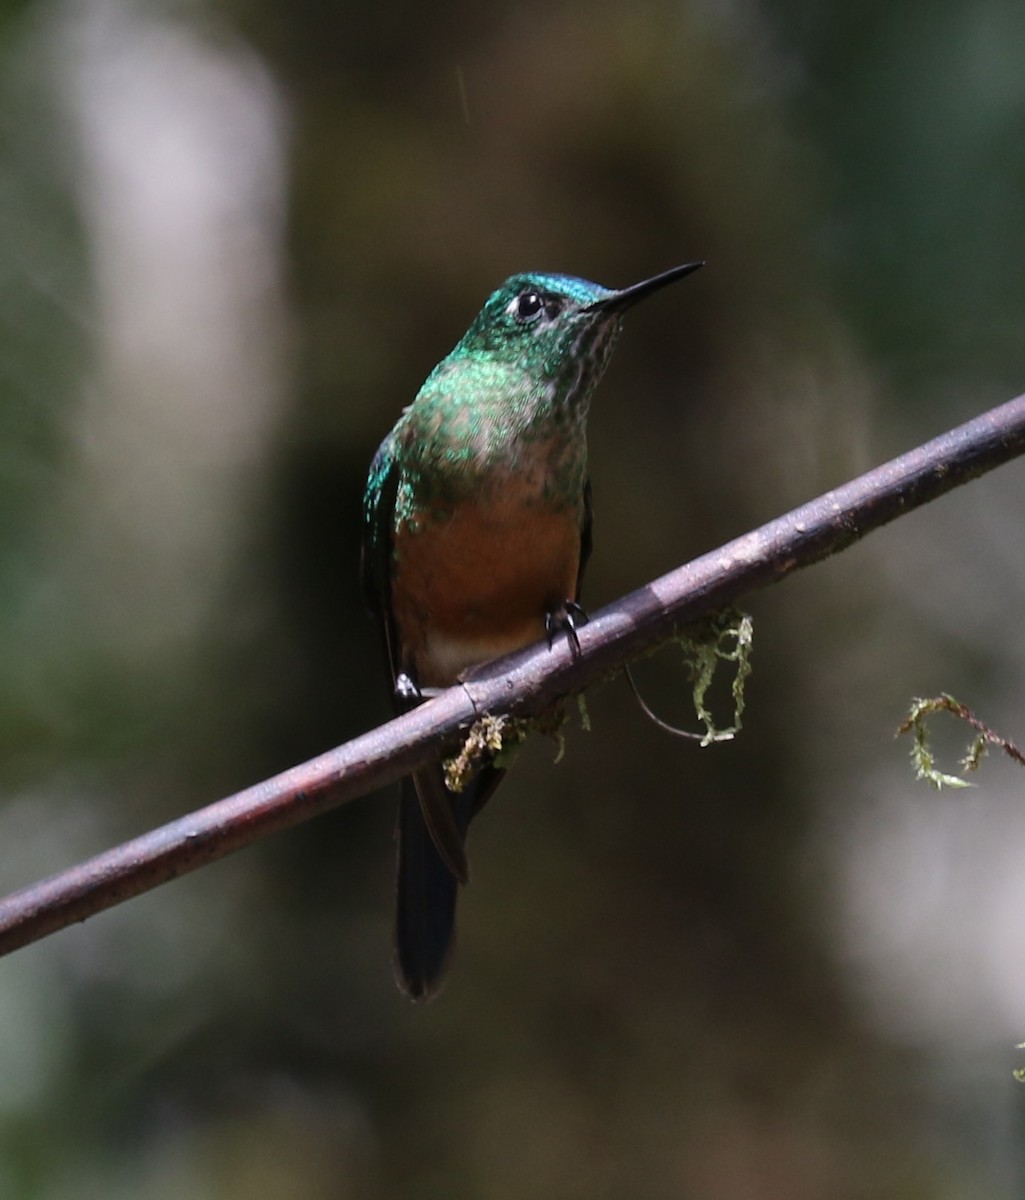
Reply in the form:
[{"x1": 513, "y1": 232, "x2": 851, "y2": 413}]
[
  {"x1": 395, "y1": 673, "x2": 442, "y2": 703},
  {"x1": 546, "y1": 600, "x2": 589, "y2": 655},
  {"x1": 395, "y1": 672, "x2": 422, "y2": 702}
]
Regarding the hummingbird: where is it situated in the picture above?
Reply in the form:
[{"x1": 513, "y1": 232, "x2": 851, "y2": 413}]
[{"x1": 362, "y1": 261, "x2": 703, "y2": 998}]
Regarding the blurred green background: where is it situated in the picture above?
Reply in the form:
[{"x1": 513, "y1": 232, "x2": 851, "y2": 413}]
[{"x1": 0, "y1": 0, "x2": 1024, "y2": 1195}]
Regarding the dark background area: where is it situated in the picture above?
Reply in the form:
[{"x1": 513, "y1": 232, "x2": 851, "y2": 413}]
[{"x1": 0, "y1": 0, "x2": 1024, "y2": 1195}]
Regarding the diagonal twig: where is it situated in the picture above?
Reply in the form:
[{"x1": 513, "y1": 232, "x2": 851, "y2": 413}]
[{"x1": 0, "y1": 393, "x2": 1023, "y2": 957}]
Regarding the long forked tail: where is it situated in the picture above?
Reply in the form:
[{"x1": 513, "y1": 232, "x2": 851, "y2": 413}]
[{"x1": 394, "y1": 765, "x2": 502, "y2": 1000}]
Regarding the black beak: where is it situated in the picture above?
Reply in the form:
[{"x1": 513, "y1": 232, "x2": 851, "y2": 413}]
[{"x1": 584, "y1": 261, "x2": 704, "y2": 314}]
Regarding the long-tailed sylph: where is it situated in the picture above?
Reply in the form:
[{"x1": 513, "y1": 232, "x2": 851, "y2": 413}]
[{"x1": 362, "y1": 261, "x2": 702, "y2": 997}]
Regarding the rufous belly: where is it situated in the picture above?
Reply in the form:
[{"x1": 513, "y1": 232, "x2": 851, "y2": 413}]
[{"x1": 391, "y1": 493, "x2": 582, "y2": 687}]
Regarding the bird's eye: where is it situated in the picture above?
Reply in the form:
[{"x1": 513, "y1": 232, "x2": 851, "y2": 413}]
[{"x1": 512, "y1": 291, "x2": 546, "y2": 322}]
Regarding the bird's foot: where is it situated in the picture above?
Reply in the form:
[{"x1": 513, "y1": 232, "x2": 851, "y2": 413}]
[
  {"x1": 395, "y1": 673, "x2": 443, "y2": 704},
  {"x1": 546, "y1": 600, "x2": 589, "y2": 655}
]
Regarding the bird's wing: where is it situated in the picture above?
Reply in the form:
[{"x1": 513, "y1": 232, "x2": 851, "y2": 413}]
[
  {"x1": 362, "y1": 437, "x2": 471, "y2": 884},
  {"x1": 361, "y1": 438, "x2": 402, "y2": 678}
]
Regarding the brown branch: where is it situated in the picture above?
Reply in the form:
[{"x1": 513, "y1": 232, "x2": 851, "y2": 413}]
[{"x1": 1, "y1": 393, "x2": 1024, "y2": 956}]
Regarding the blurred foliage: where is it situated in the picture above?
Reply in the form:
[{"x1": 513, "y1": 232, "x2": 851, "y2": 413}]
[{"x1": 0, "y1": 0, "x2": 1024, "y2": 1196}]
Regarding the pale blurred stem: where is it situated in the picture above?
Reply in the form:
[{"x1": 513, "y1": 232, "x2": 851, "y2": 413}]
[{"x1": 1, "y1": 393, "x2": 1024, "y2": 957}]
